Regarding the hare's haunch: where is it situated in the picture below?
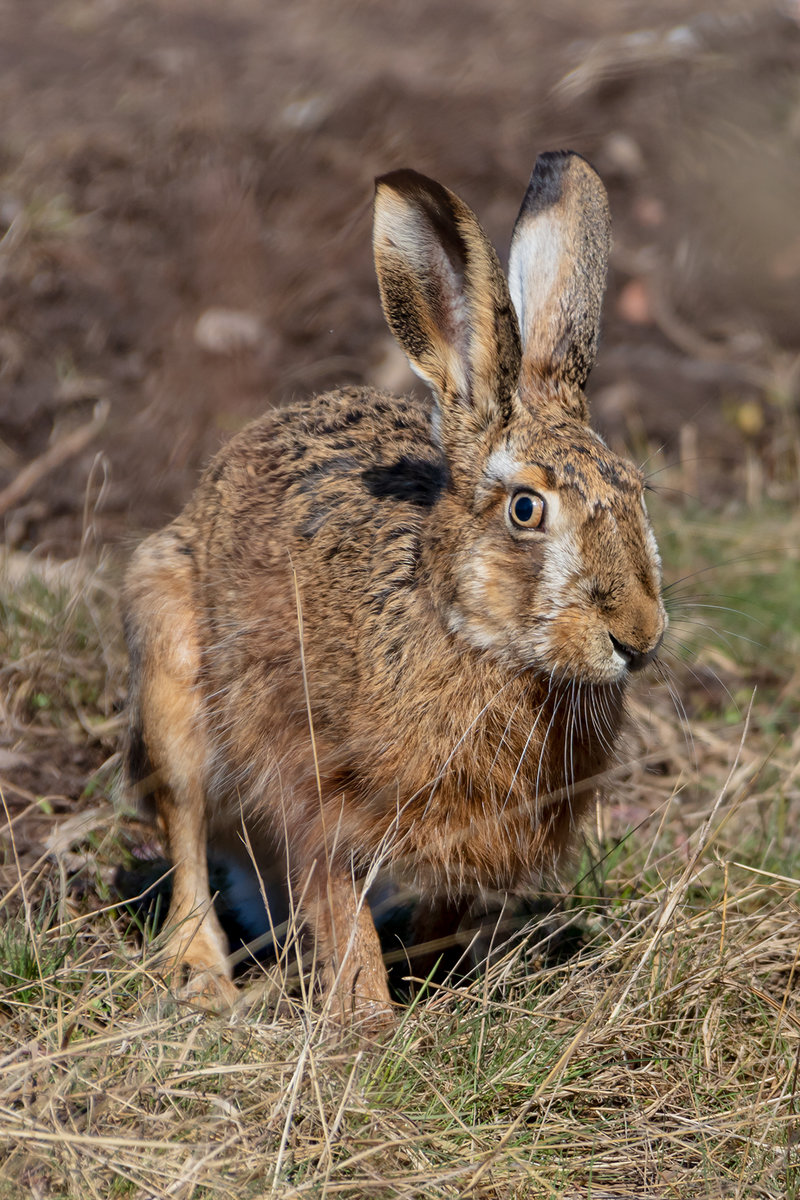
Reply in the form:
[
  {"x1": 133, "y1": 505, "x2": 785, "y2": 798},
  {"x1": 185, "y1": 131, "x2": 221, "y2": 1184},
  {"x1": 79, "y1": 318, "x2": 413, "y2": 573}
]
[{"x1": 122, "y1": 151, "x2": 666, "y2": 1023}]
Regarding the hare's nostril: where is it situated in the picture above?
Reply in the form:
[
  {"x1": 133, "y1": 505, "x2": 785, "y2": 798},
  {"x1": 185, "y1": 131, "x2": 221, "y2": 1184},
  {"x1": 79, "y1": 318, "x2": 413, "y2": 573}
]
[{"x1": 609, "y1": 632, "x2": 662, "y2": 673}]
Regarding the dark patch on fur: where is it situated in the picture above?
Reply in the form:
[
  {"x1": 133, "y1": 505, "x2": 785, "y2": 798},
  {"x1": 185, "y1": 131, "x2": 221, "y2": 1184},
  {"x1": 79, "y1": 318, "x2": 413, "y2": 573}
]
[
  {"x1": 314, "y1": 410, "x2": 367, "y2": 437},
  {"x1": 515, "y1": 151, "x2": 574, "y2": 220},
  {"x1": 368, "y1": 588, "x2": 395, "y2": 615},
  {"x1": 362, "y1": 456, "x2": 447, "y2": 506},
  {"x1": 381, "y1": 523, "x2": 420, "y2": 542},
  {"x1": 384, "y1": 637, "x2": 404, "y2": 665}
]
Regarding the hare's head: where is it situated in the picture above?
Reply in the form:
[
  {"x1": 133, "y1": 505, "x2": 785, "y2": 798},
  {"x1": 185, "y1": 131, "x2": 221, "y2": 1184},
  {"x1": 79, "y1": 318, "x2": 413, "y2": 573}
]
[{"x1": 374, "y1": 152, "x2": 666, "y2": 686}]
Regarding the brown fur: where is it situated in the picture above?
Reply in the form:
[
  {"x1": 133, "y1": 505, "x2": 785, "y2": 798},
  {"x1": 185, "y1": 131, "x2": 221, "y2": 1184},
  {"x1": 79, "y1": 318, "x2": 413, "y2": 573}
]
[{"x1": 122, "y1": 152, "x2": 666, "y2": 1024}]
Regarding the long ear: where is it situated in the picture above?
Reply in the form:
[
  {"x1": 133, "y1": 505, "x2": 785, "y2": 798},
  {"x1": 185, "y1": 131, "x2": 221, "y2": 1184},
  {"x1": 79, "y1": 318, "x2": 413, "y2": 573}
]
[
  {"x1": 373, "y1": 169, "x2": 521, "y2": 459},
  {"x1": 508, "y1": 151, "x2": 610, "y2": 398}
]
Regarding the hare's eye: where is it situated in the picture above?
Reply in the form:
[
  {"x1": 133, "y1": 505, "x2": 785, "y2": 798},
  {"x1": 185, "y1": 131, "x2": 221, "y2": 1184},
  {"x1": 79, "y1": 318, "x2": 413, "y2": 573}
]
[{"x1": 508, "y1": 490, "x2": 545, "y2": 531}]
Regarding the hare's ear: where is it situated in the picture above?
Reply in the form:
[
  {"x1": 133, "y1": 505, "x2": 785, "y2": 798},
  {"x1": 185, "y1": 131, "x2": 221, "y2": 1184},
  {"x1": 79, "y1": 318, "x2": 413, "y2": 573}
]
[
  {"x1": 373, "y1": 169, "x2": 521, "y2": 452},
  {"x1": 508, "y1": 151, "x2": 610, "y2": 399}
]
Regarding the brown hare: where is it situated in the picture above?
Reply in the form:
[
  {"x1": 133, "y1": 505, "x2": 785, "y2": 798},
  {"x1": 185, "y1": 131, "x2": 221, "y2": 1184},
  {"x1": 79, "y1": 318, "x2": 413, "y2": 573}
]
[{"x1": 122, "y1": 151, "x2": 666, "y2": 1025}]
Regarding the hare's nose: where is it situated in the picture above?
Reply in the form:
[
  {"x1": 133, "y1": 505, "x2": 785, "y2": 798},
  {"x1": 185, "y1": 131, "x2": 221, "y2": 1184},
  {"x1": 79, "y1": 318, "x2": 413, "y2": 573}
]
[{"x1": 609, "y1": 632, "x2": 662, "y2": 673}]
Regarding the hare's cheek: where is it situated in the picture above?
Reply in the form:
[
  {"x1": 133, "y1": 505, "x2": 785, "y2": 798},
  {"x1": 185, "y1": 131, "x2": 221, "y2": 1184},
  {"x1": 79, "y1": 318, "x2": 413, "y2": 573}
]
[{"x1": 448, "y1": 545, "x2": 534, "y2": 655}]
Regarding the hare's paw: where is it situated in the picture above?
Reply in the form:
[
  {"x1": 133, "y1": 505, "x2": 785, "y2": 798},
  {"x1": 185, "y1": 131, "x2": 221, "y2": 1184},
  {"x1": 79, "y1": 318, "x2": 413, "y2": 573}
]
[
  {"x1": 351, "y1": 996, "x2": 398, "y2": 1039},
  {"x1": 321, "y1": 965, "x2": 397, "y2": 1038},
  {"x1": 154, "y1": 921, "x2": 236, "y2": 1012},
  {"x1": 178, "y1": 967, "x2": 238, "y2": 1013},
  {"x1": 323, "y1": 989, "x2": 397, "y2": 1041}
]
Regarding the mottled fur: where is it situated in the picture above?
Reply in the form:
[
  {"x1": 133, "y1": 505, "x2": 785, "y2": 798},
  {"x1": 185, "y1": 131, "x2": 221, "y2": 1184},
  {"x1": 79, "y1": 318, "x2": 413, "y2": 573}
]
[{"x1": 122, "y1": 152, "x2": 666, "y2": 1023}]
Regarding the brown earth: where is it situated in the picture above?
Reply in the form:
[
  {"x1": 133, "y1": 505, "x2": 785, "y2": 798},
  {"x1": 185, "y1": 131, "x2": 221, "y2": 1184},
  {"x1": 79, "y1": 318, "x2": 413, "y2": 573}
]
[
  {"x1": 2, "y1": 0, "x2": 799, "y2": 556},
  {"x1": 1, "y1": 0, "x2": 799, "y2": 864}
]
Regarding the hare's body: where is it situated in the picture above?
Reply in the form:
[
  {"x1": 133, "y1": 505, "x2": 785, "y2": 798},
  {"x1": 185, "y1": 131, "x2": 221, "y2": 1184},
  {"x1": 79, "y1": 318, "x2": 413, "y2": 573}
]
[{"x1": 123, "y1": 153, "x2": 666, "y2": 1021}]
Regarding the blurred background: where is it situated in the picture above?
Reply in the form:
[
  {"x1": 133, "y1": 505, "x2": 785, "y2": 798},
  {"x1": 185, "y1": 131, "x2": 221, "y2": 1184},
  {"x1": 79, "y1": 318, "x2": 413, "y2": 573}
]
[{"x1": 1, "y1": 0, "x2": 799, "y2": 555}]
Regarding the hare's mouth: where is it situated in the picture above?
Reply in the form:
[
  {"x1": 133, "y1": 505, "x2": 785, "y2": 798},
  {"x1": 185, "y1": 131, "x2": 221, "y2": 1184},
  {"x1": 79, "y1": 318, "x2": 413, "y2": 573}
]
[{"x1": 609, "y1": 631, "x2": 663, "y2": 675}]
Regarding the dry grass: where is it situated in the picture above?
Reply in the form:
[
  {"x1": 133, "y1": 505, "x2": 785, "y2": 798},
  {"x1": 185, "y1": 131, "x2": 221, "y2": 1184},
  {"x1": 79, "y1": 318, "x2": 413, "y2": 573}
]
[{"x1": 1, "y1": 489, "x2": 799, "y2": 1199}]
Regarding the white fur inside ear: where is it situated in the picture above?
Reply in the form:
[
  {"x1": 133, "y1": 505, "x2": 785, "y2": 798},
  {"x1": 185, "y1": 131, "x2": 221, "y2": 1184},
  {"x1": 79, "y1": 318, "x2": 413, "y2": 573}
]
[{"x1": 508, "y1": 211, "x2": 562, "y2": 350}]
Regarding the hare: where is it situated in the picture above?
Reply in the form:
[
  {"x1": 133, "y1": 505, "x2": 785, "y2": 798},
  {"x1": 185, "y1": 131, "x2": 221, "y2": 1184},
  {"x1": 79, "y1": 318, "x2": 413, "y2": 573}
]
[{"x1": 122, "y1": 151, "x2": 666, "y2": 1024}]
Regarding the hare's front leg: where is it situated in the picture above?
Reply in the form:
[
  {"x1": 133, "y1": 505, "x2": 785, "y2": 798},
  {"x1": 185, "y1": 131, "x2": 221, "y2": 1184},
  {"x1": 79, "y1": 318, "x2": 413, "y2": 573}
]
[
  {"x1": 125, "y1": 531, "x2": 236, "y2": 1011},
  {"x1": 154, "y1": 776, "x2": 236, "y2": 1011},
  {"x1": 301, "y1": 865, "x2": 394, "y2": 1029}
]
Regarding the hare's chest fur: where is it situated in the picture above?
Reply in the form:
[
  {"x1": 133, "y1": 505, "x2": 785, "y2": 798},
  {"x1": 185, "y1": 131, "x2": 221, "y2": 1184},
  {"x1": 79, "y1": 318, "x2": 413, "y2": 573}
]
[{"x1": 340, "y1": 664, "x2": 622, "y2": 893}]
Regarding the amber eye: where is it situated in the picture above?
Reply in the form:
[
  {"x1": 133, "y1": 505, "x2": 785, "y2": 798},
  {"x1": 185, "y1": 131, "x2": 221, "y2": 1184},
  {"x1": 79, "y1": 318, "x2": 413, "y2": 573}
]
[{"x1": 508, "y1": 489, "x2": 545, "y2": 531}]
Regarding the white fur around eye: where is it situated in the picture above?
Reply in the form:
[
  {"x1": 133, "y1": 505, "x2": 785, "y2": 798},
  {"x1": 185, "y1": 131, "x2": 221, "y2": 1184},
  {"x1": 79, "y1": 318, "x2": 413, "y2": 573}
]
[
  {"x1": 546, "y1": 529, "x2": 581, "y2": 587},
  {"x1": 485, "y1": 447, "x2": 525, "y2": 482},
  {"x1": 541, "y1": 490, "x2": 560, "y2": 526},
  {"x1": 535, "y1": 520, "x2": 583, "y2": 625}
]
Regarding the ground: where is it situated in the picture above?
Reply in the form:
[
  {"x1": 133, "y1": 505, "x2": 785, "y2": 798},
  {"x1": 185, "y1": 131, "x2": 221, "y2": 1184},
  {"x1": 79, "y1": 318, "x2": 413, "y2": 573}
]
[{"x1": 1, "y1": 1, "x2": 800, "y2": 1197}]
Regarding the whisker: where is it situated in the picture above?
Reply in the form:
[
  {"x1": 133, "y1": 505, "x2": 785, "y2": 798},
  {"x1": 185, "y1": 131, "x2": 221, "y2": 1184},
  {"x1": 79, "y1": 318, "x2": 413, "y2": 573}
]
[
  {"x1": 419, "y1": 670, "x2": 527, "y2": 816},
  {"x1": 563, "y1": 680, "x2": 576, "y2": 808},
  {"x1": 502, "y1": 687, "x2": 553, "y2": 814},
  {"x1": 659, "y1": 646, "x2": 741, "y2": 715},
  {"x1": 489, "y1": 697, "x2": 524, "y2": 775},
  {"x1": 668, "y1": 600, "x2": 762, "y2": 624},
  {"x1": 662, "y1": 551, "x2": 772, "y2": 593},
  {"x1": 652, "y1": 661, "x2": 697, "y2": 766},
  {"x1": 665, "y1": 618, "x2": 764, "y2": 653},
  {"x1": 535, "y1": 687, "x2": 567, "y2": 805}
]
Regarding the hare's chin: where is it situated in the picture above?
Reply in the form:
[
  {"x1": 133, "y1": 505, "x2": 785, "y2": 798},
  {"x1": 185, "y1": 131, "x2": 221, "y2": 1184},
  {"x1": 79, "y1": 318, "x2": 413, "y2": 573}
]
[
  {"x1": 533, "y1": 646, "x2": 631, "y2": 687},
  {"x1": 610, "y1": 647, "x2": 631, "y2": 677},
  {"x1": 581, "y1": 650, "x2": 632, "y2": 686}
]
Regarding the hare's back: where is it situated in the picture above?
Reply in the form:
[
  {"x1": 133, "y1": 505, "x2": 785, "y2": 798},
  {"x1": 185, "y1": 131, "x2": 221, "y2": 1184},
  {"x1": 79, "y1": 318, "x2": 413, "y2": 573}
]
[
  {"x1": 196, "y1": 385, "x2": 441, "y2": 538},
  {"x1": 186, "y1": 386, "x2": 443, "y2": 626}
]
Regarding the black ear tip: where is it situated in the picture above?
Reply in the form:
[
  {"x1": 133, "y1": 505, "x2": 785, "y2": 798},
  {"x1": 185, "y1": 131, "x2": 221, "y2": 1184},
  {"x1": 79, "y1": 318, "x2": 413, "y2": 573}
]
[
  {"x1": 521, "y1": 151, "x2": 600, "y2": 216},
  {"x1": 533, "y1": 148, "x2": 576, "y2": 169},
  {"x1": 531, "y1": 149, "x2": 595, "y2": 179},
  {"x1": 521, "y1": 151, "x2": 573, "y2": 214}
]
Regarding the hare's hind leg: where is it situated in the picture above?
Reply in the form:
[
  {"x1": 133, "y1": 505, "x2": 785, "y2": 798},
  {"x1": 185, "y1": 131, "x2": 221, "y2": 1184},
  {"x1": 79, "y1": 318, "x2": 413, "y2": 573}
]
[{"x1": 124, "y1": 530, "x2": 236, "y2": 1011}]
